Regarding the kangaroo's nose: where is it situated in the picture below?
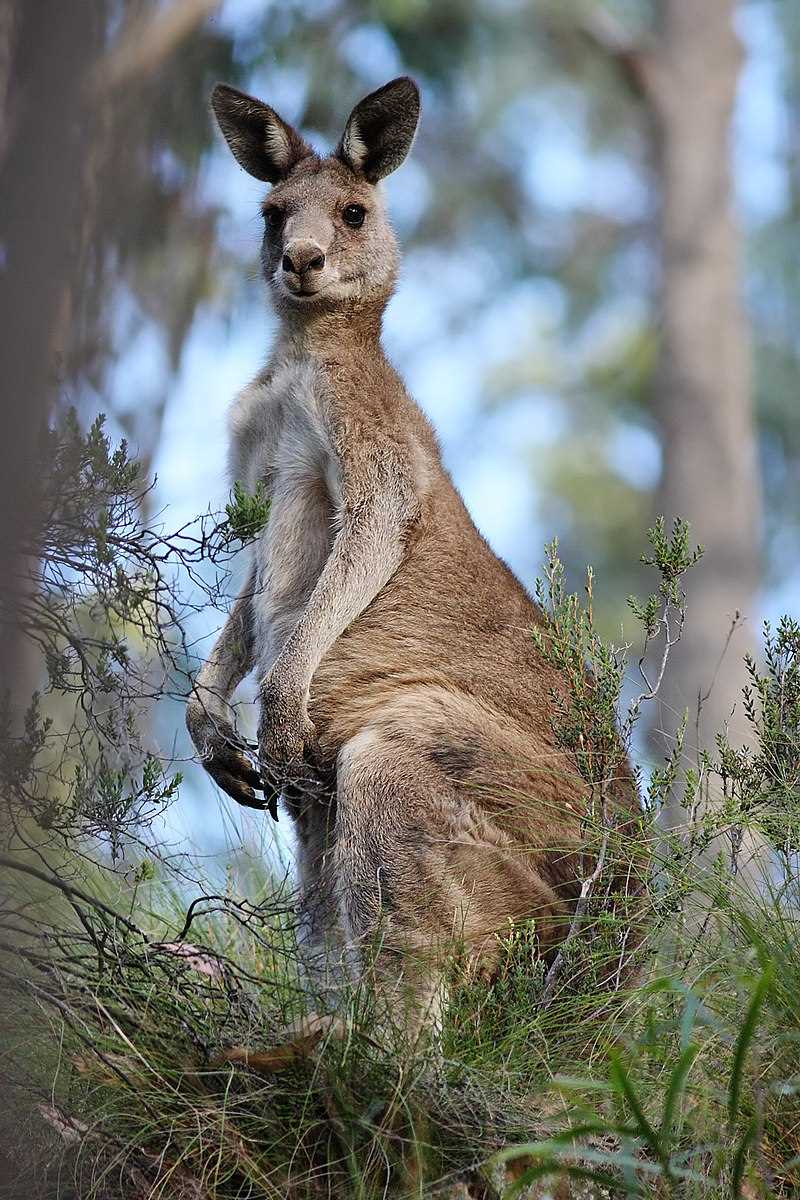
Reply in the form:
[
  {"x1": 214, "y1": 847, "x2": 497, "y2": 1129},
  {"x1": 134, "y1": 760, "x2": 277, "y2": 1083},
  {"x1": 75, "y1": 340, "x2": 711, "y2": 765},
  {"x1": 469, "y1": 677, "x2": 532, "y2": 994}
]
[{"x1": 282, "y1": 241, "x2": 326, "y2": 275}]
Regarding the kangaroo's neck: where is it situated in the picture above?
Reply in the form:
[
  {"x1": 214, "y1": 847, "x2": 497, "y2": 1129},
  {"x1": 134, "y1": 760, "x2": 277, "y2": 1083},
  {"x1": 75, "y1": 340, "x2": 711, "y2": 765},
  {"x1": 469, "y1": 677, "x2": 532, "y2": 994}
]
[{"x1": 275, "y1": 299, "x2": 386, "y2": 362}]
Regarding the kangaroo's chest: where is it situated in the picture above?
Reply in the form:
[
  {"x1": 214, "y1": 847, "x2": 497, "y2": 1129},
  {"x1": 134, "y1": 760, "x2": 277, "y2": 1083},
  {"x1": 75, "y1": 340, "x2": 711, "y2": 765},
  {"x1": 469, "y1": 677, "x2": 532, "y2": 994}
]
[
  {"x1": 229, "y1": 359, "x2": 342, "y2": 669},
  {"x1": 230, "y1": 361, "x2": 337, "y2": 493}
]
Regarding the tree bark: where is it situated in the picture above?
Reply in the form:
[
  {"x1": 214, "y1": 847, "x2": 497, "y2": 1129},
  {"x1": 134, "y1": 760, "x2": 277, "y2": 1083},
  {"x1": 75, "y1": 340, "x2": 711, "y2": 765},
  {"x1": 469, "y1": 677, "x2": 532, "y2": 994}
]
[
  {"x1": 0, "y1": 0, "x2": 104, "y2": 696},
  {"x1": 649, "y1": 0, "x2": 761, "y2": 786}
]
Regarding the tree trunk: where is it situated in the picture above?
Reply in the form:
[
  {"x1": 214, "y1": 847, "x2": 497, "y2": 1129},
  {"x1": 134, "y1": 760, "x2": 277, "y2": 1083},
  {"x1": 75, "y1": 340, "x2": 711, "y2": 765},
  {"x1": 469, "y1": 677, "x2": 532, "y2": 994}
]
[
  {"x1": 0, "y1": 0, "x2": 104, "y2": 694},
  {"x1": 0, "y1": 9, "x2": 102, "y2": 1187},
  {"x1": 649, "y1": 0, "x2": 761, "y2": 791}
]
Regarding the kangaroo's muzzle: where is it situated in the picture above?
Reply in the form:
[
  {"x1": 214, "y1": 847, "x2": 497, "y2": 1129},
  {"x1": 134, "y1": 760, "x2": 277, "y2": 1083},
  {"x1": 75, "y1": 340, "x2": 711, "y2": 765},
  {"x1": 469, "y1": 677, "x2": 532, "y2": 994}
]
[{"x1": 282, "y1": 239, "x2": 327, "y2": 292}]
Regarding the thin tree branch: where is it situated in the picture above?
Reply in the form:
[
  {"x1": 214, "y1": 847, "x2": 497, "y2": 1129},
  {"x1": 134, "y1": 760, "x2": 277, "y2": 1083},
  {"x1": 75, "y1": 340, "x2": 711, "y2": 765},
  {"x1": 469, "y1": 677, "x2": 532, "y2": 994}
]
[
  {"x1": 91, "y1": 0, "x2": 221, "y2": 94},
  {"x1": 540, "y1": 825, "x2": 611, "y2": 1009},
  {"x1": 577, "y1": 5, "x2": 671, "y2": 114}
]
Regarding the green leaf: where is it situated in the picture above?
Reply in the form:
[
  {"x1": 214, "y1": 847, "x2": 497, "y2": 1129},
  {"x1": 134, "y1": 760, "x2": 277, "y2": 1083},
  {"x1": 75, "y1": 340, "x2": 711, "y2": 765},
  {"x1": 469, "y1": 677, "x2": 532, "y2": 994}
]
[{"x1": 730, "y1": 1118, "x2": 757, "y2": 1199}]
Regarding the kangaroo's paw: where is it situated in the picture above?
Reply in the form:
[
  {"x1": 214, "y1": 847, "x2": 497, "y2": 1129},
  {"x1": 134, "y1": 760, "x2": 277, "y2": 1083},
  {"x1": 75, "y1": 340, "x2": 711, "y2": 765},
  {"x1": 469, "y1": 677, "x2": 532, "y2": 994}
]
[{"x1": 211, "y1": 1013, "x2": 346, "y2": 1074}]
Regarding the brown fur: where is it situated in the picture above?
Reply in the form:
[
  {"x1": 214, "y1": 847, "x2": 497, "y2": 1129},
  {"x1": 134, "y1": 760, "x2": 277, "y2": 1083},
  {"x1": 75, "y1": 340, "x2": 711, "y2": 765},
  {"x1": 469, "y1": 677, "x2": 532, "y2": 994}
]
[{"x1": 186, "y1": 77, "x2": 641, "y2": 1034}]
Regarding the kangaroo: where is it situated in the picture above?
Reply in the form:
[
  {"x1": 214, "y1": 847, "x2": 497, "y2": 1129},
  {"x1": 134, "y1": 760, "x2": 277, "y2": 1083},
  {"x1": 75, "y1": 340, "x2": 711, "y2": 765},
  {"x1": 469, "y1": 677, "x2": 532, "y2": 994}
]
[{"x1": 186, "y1": 77, "x2": 640, "y2": 1038}]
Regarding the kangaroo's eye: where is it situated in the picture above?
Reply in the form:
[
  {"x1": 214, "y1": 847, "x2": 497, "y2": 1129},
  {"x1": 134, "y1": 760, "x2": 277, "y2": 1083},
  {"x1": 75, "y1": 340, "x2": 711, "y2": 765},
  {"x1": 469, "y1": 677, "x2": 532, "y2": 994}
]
[
  {"x1": 263, "y1": 206, "x2": 284, "y2": 232},
  {"x1": 342, "y1": 203, "x2": 366, "y2": 229}
]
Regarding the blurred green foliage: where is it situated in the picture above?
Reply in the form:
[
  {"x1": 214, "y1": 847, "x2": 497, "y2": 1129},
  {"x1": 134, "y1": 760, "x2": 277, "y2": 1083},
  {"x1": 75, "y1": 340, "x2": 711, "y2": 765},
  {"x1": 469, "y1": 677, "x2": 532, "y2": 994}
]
[{"x1": 83, "y1": 0, "x2": 798, "y2": 640}]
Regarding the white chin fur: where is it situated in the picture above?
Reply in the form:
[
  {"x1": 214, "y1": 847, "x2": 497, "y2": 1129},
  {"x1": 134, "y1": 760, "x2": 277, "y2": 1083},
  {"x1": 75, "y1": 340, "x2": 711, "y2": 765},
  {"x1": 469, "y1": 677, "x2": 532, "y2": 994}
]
[{"x1": 273, "y1": 272, "x2": 359, "y2": 306}]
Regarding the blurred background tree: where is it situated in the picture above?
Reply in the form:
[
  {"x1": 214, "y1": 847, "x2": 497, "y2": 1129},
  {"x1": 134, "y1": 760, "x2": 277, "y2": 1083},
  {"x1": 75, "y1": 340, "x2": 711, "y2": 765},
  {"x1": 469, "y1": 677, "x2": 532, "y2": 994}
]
[{"x1": 1, "y1": 0, "x2": 798, "y2": 844}]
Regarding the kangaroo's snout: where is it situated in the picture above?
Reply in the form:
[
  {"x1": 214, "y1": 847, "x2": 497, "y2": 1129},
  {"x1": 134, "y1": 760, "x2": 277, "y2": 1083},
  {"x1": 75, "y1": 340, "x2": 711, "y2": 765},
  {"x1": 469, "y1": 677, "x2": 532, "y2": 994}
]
[{"x1": 282, "y1": 240, "x2": 326, "y2": 279}]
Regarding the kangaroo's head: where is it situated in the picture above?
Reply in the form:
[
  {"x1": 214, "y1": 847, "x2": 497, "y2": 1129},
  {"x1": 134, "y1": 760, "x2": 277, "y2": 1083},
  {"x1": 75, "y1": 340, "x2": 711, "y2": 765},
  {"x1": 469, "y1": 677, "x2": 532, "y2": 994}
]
[{"x1": 211, "y1": 77, "x2": 420, "y2": 317}]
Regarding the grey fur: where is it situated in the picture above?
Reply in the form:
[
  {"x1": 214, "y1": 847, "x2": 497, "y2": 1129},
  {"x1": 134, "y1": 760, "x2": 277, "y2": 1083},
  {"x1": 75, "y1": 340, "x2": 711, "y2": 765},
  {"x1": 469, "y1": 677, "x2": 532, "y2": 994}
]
[{"x1": 187, "y1": 78, "x2": 641, "y2": 1044}]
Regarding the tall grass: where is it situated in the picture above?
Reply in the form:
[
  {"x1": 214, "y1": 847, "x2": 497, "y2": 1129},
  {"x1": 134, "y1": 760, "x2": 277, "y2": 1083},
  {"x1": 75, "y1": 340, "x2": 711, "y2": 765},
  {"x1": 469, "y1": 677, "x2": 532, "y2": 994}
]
[
  {"x1": 5, "y1": 853, "x2": 800, "y2": 1197},
  {"x1": 2, "y1": 535, "x2": 798, "y2": 1198}
]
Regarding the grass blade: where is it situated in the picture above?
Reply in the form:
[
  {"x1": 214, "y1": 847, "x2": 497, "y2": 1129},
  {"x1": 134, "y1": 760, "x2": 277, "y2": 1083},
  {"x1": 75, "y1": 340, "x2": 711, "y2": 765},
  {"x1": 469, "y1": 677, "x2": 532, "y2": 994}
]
[
  {"x1": 728, "y1": 965, "x2": 773, "y2": 1124},
  {"x1": 660, "y1": 1042, "x2": 700, "y2": 1143},
  {"x1": 730, "y1": 1117, "x2": 757, "y2": 1199},
  {"x1": 609, "y1": 1051, "x2": 663, "y2": 1159}
]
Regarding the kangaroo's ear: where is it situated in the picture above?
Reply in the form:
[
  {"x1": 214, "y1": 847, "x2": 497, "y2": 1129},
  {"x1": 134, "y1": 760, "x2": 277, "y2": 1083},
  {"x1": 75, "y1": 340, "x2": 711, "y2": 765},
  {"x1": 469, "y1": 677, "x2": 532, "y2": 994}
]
[
  {"x1": 336, "y1": 77, "x2": 420, "y2": 183},
  {"x1": 211, "y1": 84, "x2": 313, "y2": 183}
]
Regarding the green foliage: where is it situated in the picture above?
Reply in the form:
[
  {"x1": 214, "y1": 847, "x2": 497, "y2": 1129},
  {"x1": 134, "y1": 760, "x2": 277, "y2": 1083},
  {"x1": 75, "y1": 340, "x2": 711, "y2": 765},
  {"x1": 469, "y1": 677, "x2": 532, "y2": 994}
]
[
  {"x1": 10, "y1": 844, "x2": 800, "y2": 1198},
  {"x1": 70, "y1": 754, "x2": 182, "y2": 857},
  {"x1": 223, "y1": 480, "x2": 271, "y2": 546},
  {"x1": 533, "y1": 542, "x2": 628, "y2": 796},
  {"x1": 533, "y1": 519, "x2": 703, "y2": 802},
  {"x1": 492, "y1": 955, "x2": 797, "y2": 1197},
  {"x1": 629, "y1": 517, "x2": 704, "y2": 627},
  {"x1": 0, "y1": 410, "x2": 230, "y2": 856},
  {"x1": 712, "y1": 617, "x2": 800, "y2": 856}
]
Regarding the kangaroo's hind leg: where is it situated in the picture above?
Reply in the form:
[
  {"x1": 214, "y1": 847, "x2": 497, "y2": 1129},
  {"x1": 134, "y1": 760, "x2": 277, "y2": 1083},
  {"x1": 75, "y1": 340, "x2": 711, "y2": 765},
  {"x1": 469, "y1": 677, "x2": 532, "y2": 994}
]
[
  {"x1": 213, "y1": 784, "x2": 350, "y2": 1076},
  {"x1": 283, "y1": 780, "x2": 352, "y2": 1011},
  {"x1": 332, "y1": 695, "x2": 570, "y2": 1040}
]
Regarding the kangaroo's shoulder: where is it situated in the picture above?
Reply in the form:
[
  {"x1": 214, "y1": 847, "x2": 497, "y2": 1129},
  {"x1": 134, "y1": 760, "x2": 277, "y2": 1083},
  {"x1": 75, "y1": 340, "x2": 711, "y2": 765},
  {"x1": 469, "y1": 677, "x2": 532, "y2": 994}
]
[{"x1": 317, "y1": 343, "x2": 439, "y2": 462}]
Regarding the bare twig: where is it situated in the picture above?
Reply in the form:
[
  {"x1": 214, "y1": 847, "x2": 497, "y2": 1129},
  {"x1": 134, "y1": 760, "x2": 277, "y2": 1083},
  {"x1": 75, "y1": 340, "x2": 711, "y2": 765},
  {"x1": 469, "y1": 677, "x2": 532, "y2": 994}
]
[
  {"x1": 577, "y1": 4, "x2": 671, "y2": 112},
  {"x1": 540, "y1": 825, "x2": 611, "y2": 1009},
  {"x1": 0, "y1": 854, "x2": 143, "y2": 936}
]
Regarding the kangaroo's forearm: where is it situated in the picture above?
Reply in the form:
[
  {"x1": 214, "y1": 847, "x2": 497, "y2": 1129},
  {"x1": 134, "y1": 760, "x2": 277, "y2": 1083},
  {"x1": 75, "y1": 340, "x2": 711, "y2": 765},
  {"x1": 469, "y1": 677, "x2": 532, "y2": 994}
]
[
  {"x1": 190, "y1": 563, "x2": 258, "y2": 720},
  {"x1": 268, "y1": 494, "x2": 414, "y2": 696},
  {"x1": 186, "y1": 560, "x2": 265, "y2": 811}
]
